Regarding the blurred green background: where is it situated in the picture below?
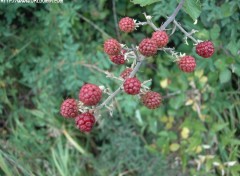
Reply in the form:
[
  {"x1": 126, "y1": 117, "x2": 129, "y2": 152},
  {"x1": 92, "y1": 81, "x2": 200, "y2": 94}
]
[{"x1": 0, "y1": 0, "x2": 240, "y2": 175}]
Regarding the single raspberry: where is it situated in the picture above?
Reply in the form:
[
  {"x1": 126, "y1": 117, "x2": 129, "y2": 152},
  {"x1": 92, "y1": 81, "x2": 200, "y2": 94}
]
[
  {"x1": 60, "y1": 98, "x2": 78, "y2": 118},
  {"x1": 104, "y1": 39, "x2": 121, "y2": 55},
  {"x1": 139, "y1": 38, "x2": 158, "y2": 57},
  {"x1": 178, "y1": 56, "x2": 196, "y2": 73},
  {"x1": 119, "y1": 17, "x2": 135, "y2": 33},
  {"x1": 151, "y1": 30, "x2": 169, "y2": 48},
  {"x1": 123, "y1": 77, "x2": 141, "y2": 95},
  {"x1": 120, "y1": 68, "x2": 133, "y2": 79},
  {"x1": 141, "y1": 91, "x2": 162, "y2": 109},
  {"x1": 196, "y1": 41, "x2": 214, "y2": 58},
  {"x1": 75, "y1": 112, "x2": 95, "y2": 132},
  {"x1": 109, "y1": 50, "x2": 126, "y2": 64},
  {"x1": 79, "y1": 84, "x2": 102, "y2": 106}
]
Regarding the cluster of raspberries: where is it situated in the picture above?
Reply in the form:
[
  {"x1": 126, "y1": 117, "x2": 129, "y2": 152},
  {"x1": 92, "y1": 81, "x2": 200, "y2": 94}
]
[
  {"x1": 61, "y1": 75, "x2": 162, "y2": 132},
  {"x1": 105, "y1": 17, "x2": 214, "y2": 73},
  {"x1": 60, "y1": 84, "x2": 102, "y2": 132},
  {"x1": 60, "y1": 17, "x2": 215, "y2": 133}
]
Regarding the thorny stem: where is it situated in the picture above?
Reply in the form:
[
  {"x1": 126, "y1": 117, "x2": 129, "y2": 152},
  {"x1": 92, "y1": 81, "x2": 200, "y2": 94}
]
[
  {"x1": 160, "y1": 0, "x2": 185, "y2": 30},
  {"x1": 158, "y1": 47, "x2": 181, "y2": 59},
  {"x1": 143, "y1": 13, "x2": 158, "y2": 31},
  {"x1": 93, "y1": 0, "x2": 190, "y2": 113},
  {"x1": 78, "y1": 14, "x2": 111, "y2": 38},
  {"x1": 95, "y1": 54, "x2": 145, "y2": 111},
  {"x1": 173, "y1": 20, "x2": 198, "y2": 43},
  {"x1": 112, "y1": 0, "x2": 121, "y2": 41}
]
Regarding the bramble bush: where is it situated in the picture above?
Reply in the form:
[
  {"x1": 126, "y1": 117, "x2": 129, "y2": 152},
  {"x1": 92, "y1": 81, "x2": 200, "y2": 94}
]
[{"x1": 0, "y1": 1, "x2": 240, "y2": 176}]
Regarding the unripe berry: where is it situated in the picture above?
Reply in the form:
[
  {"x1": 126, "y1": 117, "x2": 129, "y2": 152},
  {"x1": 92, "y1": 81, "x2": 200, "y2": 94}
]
[
  {"x1": 151, "y1": 31, "x2": 169, "y2": 48},
  {"x1": 75, "y1": 112, "x2": 95, "y2": 132},
  {"x1": 139, "y1": 38, "x2": 158, "y2": 57},
  {"x1": 123, "y1": 77, "x2": 141, "y2": 95},
  {"x1": 119, "y1": 17, "x2": 135, "y2": 33},
  {"x1": 104, "y1": 39, "x2": 121, "y2": 55},
  {"x1": 178, "y1": 56, "x2": 196, "y2": 73},
  {"x1": 196, "y1": 41, "x2": 214, "y2": 58},
  {"x1": 79, "y1": 84, "x2": 102, "y2": 106},
  {"x1": 60, "y1": 98, "x2": 78, "y2": 118},
  {"x1": 141, "y1": 91, "x2": 162, "y2": 109}
]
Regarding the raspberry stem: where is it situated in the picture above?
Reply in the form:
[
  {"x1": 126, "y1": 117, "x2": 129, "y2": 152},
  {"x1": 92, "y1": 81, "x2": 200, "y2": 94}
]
[
  {"x1": 160, "y1": 0, "x2": 185, "y2": 30},
  {"x1": 143, "y1": 13, "x2": 158, "y2": 31},
  {"x1": 95, "y1": 52, "x2": 145, "y2": 111},
  {"x1": 173, "y1": 20, "x2": 198, "y2": 43}
]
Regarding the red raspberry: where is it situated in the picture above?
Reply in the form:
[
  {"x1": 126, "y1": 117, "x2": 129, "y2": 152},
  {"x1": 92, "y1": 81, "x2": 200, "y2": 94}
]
[
  {"x1": 120, "y1": 68, "x2": 133, "y2": 79},
  {"x1": 104, "y1": 39, "x2": 121, "y2": 55},
  {"x1": 60, "y1": 98, "x2": 78, "y2": 118},
  {"x1": 151, "y1": 31, "x2": 169, "y2": 48},
  {"x1": 79, "y1": 84, "x2": 102, "y2": 106},
  {"x1": 75, "y1": 112, "x2": 95, "y2": 132},
  {"x1": 119, "y1": 17, "x2": 135, "y2": 33},
  {"x1": 196, "y1": 41, "x2": 214, "y2": 58},
  {"x1": 123, "y1": 77, "x2": 141, "y2": 95},
  {"x1": 178, "y1": 56, "x2": 196, "y2": 73},
  {"x1": 109, "y1": 50, "x2": 126, "y2": 64},
  {"x1": 141, "y1": 91, "x2": 162, "y2": 109},
  {"x1": 139, "y1": 38, "x2": 158, "y2": 57}
]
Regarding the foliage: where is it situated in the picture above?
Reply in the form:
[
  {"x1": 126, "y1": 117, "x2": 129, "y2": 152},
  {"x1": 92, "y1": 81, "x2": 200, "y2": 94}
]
[{"x1": 0, "y1": 0, "x2": 240, "y2": 176}]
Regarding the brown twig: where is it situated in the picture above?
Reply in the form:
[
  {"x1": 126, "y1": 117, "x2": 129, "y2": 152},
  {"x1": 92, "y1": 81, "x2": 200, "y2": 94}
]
[
  {"x1": 173, "y1": 20, "x2": 198, "y2": 43},
  {"x1": 78, "y1": 13, "x2": 111, "y2": 38},
  {"x1": 112, "y1": 0, "x2": 121, "y2": 41},
  {"x1": 95, "y1": 53, "x2": 145, "y2": 111},
  {"x1": 160, "y1": 0, "x2": 185, "y2": 30}
]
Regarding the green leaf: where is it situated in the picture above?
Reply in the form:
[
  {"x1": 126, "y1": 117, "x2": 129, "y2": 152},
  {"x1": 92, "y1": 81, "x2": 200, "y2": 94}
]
[
  {"x1": 210, "y1": 24, "x2": 220, "y2": 40},
  {"x1": 183, "y1": 0, "x2": 201, "y2": 20},
  {"x1": 130, "y1": 0, "x2": 161, "y2": 7},
  {"x1": 211, "y1": 122, "x2": 229, "y2": 132},
  {"x1": 219, "y1": 69, "x2": 232, "y2": 84},
  {"x1": 234, "y1": 64, "x2": 240, "y2": 77},
  {"x1": 220, "y1": 3, "x2": 235, "y2": 18},
  {"x1": 227, "y1": 40, "x2": 238, "y2": 56}
]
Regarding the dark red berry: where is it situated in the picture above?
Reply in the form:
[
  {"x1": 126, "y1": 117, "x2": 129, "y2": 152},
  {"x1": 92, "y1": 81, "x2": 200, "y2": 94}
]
[
  {"x1": 151, "y1": 31, "x2": 169, "y2": 48},
  {"x1": 119, "y1": 17, "x2": 135, "y2": 33},
  {"x1": 120, "y1": 68, "x2": 133, "y2": 79},
  {"x1": 178, "y1": 56, "x2": 196, "y2": 73},
  {"x1": 139, "y1": 38, "x2": 158, "y2": 57},
  {"x1": 141, "y1": 91, "x2": 162, "y2": 109},
  {"x1": 104, "y1": 39, "x2": 121, "y2": 55},
  {"x1": 75, "y1": 112, "x2": 95, "y2": 132},
  {"x1": 79, "y1": 84, "x2": 102, "y2": 106},
  {"x1": 196, "y1": 41, "x2": 214, "y2": 58},
  {"x1": 60, "y1": 98, "x2": 78, "y2": 118},
  {"x1": 109, "y1": 50, "x2": 126, "y2": 64},
  {"x1": 123, "y1": 77, "x2": 141, "y2": 95}
]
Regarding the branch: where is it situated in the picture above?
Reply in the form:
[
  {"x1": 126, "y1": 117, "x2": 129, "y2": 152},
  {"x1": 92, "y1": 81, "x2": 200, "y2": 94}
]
[
  {"x1": 143, "y1": 13, "x2": 158, "y2": 31},
  {"x1": 95, "y1": 54, "x2": 145, "y2": 111},
  {"x1": 160, "y1": 0, "x2": 185, "y2": 30},
  {"x1": 112, "y1": 0, "x2": 121, "y2": 41},
  {"x1": 78, "y1": 13, "x2": 111, "y2": 38},
  {"x1": 173, "y1": 20, "x2": 198, "y2": 43}
]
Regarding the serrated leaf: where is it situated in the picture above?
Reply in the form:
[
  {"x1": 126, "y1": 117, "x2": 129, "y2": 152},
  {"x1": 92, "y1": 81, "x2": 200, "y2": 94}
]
[
  {"x1": 212, "y1": 122, "x2": 229, "y2": 132},
  {"x1": 183, "y1": 0, "x2": 201, "y2": 20},
  {"x1": 130, "y1": 0, "x2": 161, "y2": 7},
  {"x1": 219, "y1": 69, "x2": 231, "y2": 84}
]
